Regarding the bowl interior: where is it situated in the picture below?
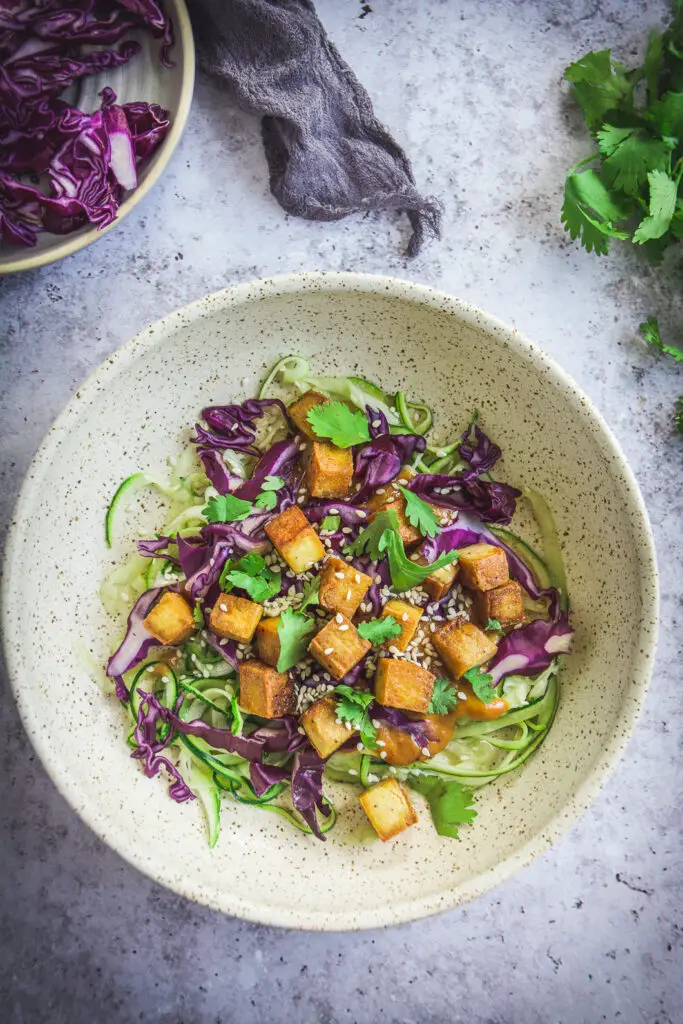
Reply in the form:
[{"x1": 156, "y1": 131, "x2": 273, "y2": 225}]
[
  {"x1": 2, "y1": 275, "x2": 657, "y2": 929},
  {"x1": 0, "y1": 0, "x2": 194, "y2": 274}
]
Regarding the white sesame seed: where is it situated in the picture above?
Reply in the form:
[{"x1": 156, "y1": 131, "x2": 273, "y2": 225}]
[
  {"x1": 371, "y1": 419, "x2": 382, "y2": 428},
  {"x1": 356, "y1": 742, "x2": 364, "y2": 751},
  {"x1": 335, "y1": 613, "x2": 343, "y2": 624},
  {"x1": 341, "y1": 527, "x2": 352, "y2": 535},
  {"x1": 324, "y1": 647, "x2": 334, "y2": 655},
  {"x1": 335, "y1": 571, "x2": 345, "y2": 579},
  {"x1": 146, "y1": 665, "x2": 155, "y2": 672},
  {"x1": 346, "y1": 588, "x2": 352, "y2": 601},
  {"x1": 328, "y1": 508, "x2": 339, "y2": 515},
  {"x1": 120, "y1": 591, "x2": 129, "y2": 601},
  {"x1": 380, "y1": 751, "x2": 387, "y2": 759},
  {"x1": 376, "y1": 487, "x2": 385, "y2": 494},
  {"x1": 348, "y1": 769, "x2": 358, "y2": 776},
  {"x1": 371, "y1": 719, "x2": 380, "y2": 729},
  {"x1": 339, "y1": 624, "x2": 349, "y2": 631},
  {"x1": 356, "y1": 510, "x2": 367, "y2": 519},
  {"x1": 376, "y1": 739, "x2": 386, "y2": 747},
  {"x1": 345, "y1": 721, "x2": 352, "y2": 731},
  {"x1": 219, "y1": 602, "x2": 227, "y2": 612},
  {"x1": 401, "y1": 612, "x2": 408, "y2": 622},
  {"x1": 421, "y1": 747, "x2": 430, "y2": 757}
]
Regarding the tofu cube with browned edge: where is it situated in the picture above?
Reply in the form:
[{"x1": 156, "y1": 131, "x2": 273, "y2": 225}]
[
  {"x1": 473, "y1": 580, "x2": 525, "y2": 631},
  {"x1": 359, "y1": 778, "x2": 418, "y2": 842},
  {"x1": 319, "y1": 556, "x2": 372, "y2": 617},
  {"x1": 432, "y1": 621, "x2": 498, "y2": 679},
  {"x1": 209, "y1": 593, "x2": 263, "y2": 643},
  {"x1": 380, "y1": 599, "x2": 422, "y2": 652},
  {"x1": 238, "y1": 659, "x2": 295, "y2": 718},
  {"x1": 306, "y1": 441, "x2": 354, "y2": 499},
  {"x1": 143, "y1": 592, "x2": 196, "y2": 645},
  {"x1": 375, "y1": 657, "x2": 435, "y2": 713},
  {"x1": 287, "y1": 390, "x2": 328, "y2": 440},
  {"x1": 264, "y1": 505, "x2": 325, "y2": 574},
  {"x1": 255, "y1": 615, "x2": 281, "y2": 667},
  {"x1": 457, "y1": 544, "x2": 509, "y2": 592},
  {"x1": 300, "y1": 696, "x2": 352, "y2": 758},
  {"x1": 308, "y1": 613, "x2": 371, "y2": 680},
  {"x1": 423, "y1": 559, "x2": 459, "y2": 601}
]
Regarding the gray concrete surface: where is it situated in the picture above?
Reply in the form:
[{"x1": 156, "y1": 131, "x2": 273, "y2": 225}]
[{"x1": 1, "y1": 1, "x2": 682, "y2": 1021}]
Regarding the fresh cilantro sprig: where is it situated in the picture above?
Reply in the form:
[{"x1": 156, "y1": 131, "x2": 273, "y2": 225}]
[
  {"x1": 307, "y1": 401, "x2": 371, "y2": 448},
  {"x1": 397, "y1": 484, "x2": 442, "y2": 538},
  {"x1": 463, "y1": 664, "x2": 496, "y2": 705},
  {"x1": 220, "y1": 552, "x2": 281, "y2": 602},
  {"x1": 345, "y1": 509, "x2": 459, "y2": 592},
  {"x1": 203, "y1": 493, "x2": 253, "y2": 522},
  {"x1": 343, "y1": 509, "x2": 399, "y2": 559},
  {"x1": 428, "y1": 677, "x2": 459, "y2": 715},
  {"x1": 333, "y1": 685, "x2": 379, "y2": 749},
  {"x1": 255, "y1": 475, "x2": 286, "y2": 511},
  {"x1": 357, "y1": 616, "x2": 402, "y2": 645},
  {"x1": 485, "y1": 618, "x2": 503, "y2": 632},
  {"x1": 276, "y1": 607, "x2": 316, "y2": 672},
  {"x1": 407, "y1": 775, "x2": 477, "y2": 839},
  {"x1": 298, "y1": 575, "x2": 321, "y2": 612},
  {"x1": 561, "y1": 10, "x2": 683, "y2": 431}
]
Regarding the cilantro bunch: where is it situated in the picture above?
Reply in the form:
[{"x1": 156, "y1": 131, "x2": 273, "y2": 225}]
[{"x1": 561, "y1": 1, "x2": 683, "y2": 430}]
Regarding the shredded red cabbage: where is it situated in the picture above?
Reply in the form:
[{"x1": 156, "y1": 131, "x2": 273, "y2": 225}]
[
  {"x1": 488, "y1": 615, "x2": 574, "y2": 685},
  {"x1": 249, "y1": 762, "x2": 290, "y2": 797},
  {"x1": 407, "y1": 473, "x2": 520, "y2": 525},
  {"x1": 106, "y1": 586, "x2": 164, "y2": 682},
  {"x1": 459, "y1": 421, "x2": 502, "y2": 478},
  {"x1": 290, "y1": 746, "x2": 331, "y2": 840},
  {"x1": 352, "y1": 408, "x2": 426, "y2": 503},
  {"x1": 370, "y1": 703, "x2": 433, "y2": 748},
  {"x1": 234, "y1": 439, "x2": 300, "y2": 502},
  {"x1": 132, "y1": 690, "x2": 194, "y2": 803}
]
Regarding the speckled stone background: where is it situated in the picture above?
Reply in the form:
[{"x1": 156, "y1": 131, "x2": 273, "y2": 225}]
[{"x1": 1, "y1": 1, "x2": 681, "y2": 1021}]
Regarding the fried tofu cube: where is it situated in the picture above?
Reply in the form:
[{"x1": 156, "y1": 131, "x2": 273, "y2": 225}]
[
  {"x1": 432, "y1": 621, "x2": 498, "y2": 679},
  {"x1": 264, "y1": 505, "x2": 325, "y2": 574},
  {"x1": 366, "y1": 468, "x2": 446, "y2": 548},
  {"x1": 255, "y1": 615, "x2": 281, "y2": 667},
  {"x1": 422, "y1": 559, "x2": 459, "y2": 601},
  {"x1": 375, "y1": 657, "x2": 435, "y2": 713},
  {"x1": 238, "y1": 659, "x2": 295, "y2": 718},
  {"x1": 209, "y1": 593, "x2": 263, "y2": 643},
  {"x1": 380, "y1": 599, "x2": 422, "y2": 652},
  {"x1": 143, "y1": 592, "x2": 196, "y2": 645},
  {"x1": 359, "y1": 778, "x2": 418, "y2": 842},
  {"x1": 306, "y1": 440, "x2": 354, "y2": 499},
  {"x1": 308, "y1": 613, "x2": 371, "y2": 680},
  {"x1": 319, "y1": 556, "x2": 372, "y2": 617},
  {"x1": 287, "y1": 390, "x2": 328, "y2": 440},
  {"x1": 457, "y1": 543, "x2": 509, "y2": 592},
  {"x1": 473, "y1": 580, "x2": 525, "y2": 631},
  {"x1": 300, "y1": 696, "x2": 352, "y2": 758}
]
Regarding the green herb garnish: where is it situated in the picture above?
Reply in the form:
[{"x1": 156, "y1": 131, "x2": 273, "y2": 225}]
[
  {"x1": 276, "y1": 608, "x2": 316, "y2": 672},
  {"x1": 428, "y1": 677, "x2": 459, "y2": 715},
  {"x1": 357, "y1": 616, "x2": 402, "y2": 646},
  {"x1": 397, "y1": 484, "x2": 442, "y2": 538},
  {"x1": 203, "y1": 493, "x2": 253, "y2": 523},
  {"x1": 307, "y1": 401, "x2": 371, "y2": 448},
  {"x1": 463, "y1": 664, "x2": 496, "y2": 705},
  {"x1": 333, "y1": 685, "x2": 379, "y2": 749},
  {"x1": 255, "y1": 475, "x2": 286, "y2": 511}
]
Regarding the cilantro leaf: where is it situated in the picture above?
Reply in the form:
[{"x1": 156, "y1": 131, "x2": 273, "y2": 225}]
[
  {"x1": 463, "y1": 664, "x2": 496, "y2": 705},
  {"x1": 485, "y1": 618, "x2": 503, "y2": 632},
  {"x1": 320, "y1": 515, "x2": 341, "y2": 533},
  {"x1": 223, "y1": 569, "x2": 281, "y2": 602},
  {"x1": 407, "y1": 775, "x2": 477, "y2": 839},
  {"x1": 276, "y1": 608, "x2": 316, "y2": 671},
  {"x1": 236, "y1": 552, "x2": 266, "y2": 576},
  {"x1": 333, "y1": 685, "x2": 379, "y2": 749},
  {"x1": 380, "y1": 529, "x2": 460, "y2": 593},
  {"x1": 397, "y1": 484, "x2": 442, "y2": 538},
  {"x1": 675, "y1": 396, "x2": 683, "y2": 433},
  {"x1": 564, "y1": 49, "x2": 633, "y2": 132},
  {"x1": 633, "y1": 169, "x2": 678, "y2": 243},
  {"x1": 254, "y1": 475, "x2": 286, "y2": 511},
  {"x1": 357, "y1": 616, "x2": 402, "y2": 645},
  {"x1": 597, "y1": 126, "x2": 672, "y2": 194},
  {"x1": 344, "y1": 509, "x2": 400, "y2": 559},
  {"x1": 640, "y1": 316, "x2": 683, "y2": 361},
  {"x1": 298, "y1": 575, "x2": 321, "y2": 612},
  {"x1": 307, "y1": 401, "x2": 371, "y2": 448},
  {"x1": 561, "y1": 170, "x2": 631, "y2": 255},
  {"x1": 428, "y1": 677, "x2": 459, "y2": 715},
  {"x1": 648, "y1": 90, "x2": 683, "y2": 138},
  {"x1": 203, "y1": 493, "x2": 253, "y2": 523}
]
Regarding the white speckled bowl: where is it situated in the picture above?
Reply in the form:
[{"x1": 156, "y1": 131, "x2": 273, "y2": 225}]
[
  {"x1": 2, "y1": 273, "x2": 658, "y2": 929},
  {"x1": 0, "y1": 0, "x2": 194, "y2": 275}
]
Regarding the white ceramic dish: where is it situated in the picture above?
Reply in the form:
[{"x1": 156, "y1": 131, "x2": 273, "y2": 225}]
[
  {"x1": 0, "y1": 0, "x2": 194, "y2": 275},
  {"x1": 2, "y1": 273, "x2": 658, "y2": 930}
]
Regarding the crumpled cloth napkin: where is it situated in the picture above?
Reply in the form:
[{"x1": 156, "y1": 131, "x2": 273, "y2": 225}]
[{"x1": 187, "y1": 0, "x2": 442, "y2": 255}]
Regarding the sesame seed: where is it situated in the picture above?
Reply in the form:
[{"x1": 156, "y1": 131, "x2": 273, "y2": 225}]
[
  {"x1": 120, "y1": 591, "x2": 129, "y2": 601},
  {"x1": 335, "y1": 571, "x2": 345, "y2": 579},
  {"x1": 458, "y1": 691, "x2": 467, "y2": 700},
  {"x1": 297, "y1": 726, "x2": 306, "y2": 734},
  {"x1": 356, "y1": 742, "x2": 364, "y2": 751},
  {"x1": 348, "y1": 769, "x2": 358, "y2": 776},
  {"x1": 219, "y1": 603, "x2": 227, "y2": 612},
  {"x1": 324, "y1": 647, "x2": 334, "y2": 655},
  {"x1": 146, "y1": 665, "x2": 155, "y2": 672},
  {"x1": 421, "y1": 747, "x2": 430, "y2": 757},
  {"x1": 356, "y1": 510, "x2": 367, "y2": 519},
  {"x1": 401, "y1": 612, "x2": 408, "y2": 622},
  {"x1": 376, "y1": 739, "x2": 386, "y2": 747},
  {"x1": 345, "y1": 721, "x2": 352, "y2": 731},
  {"x1": 376, "y1": 487, "x2": 385, "y2": 494},
  {"x1": 328, "y1": 508, "x2": 339, "y2": 515},
  {"x1": 346, "y1": 588, "x2": 352, "y2": 600},
  {"x1": 371, "y1": 719, "x2": 380, "y2": 729},
  {"x1": 371, "y1": 419, "x2": 382, "y2": 428},
  {"x1": 341, "y1": 527, "x2": 352, "y2": 535},
  {"x1": 335, "y1": 613, "x2": 343, "y2": 624},
  {"x1": 380, "y1": 751, "x2": 387, "y2": 759},
  {"x1": 339, "y1": 624, "x2": 349, "y2": 631}
]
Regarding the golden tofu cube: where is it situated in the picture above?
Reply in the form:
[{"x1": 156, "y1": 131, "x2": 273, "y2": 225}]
[
  {"x1": 457, "y1": 543, "x2": 509, "y2": 592},
  {"x1": 422, "y1": 559, "x2": 459, "y2": 601},
  {"x1": 209, "y1": 593, "x2": 263, "y2": 643},
  {"x1": 319, "y1": 556, "x2": 372, "y2": 617},
  {"x1": 287, "y1": 390, "x2": 328, "y2": 440},
  {"x1": 366, "y1": 468, "x2": 446, "y2": 548},
  {"x1": 432, "y1": 621, "x2": 498, "y2": 679},
  {"x1": 308, "y1": 613, "x2": 371, "y2": 680},
  {"x1": 380, "y1": 599, "x2": 422, "y2": 652},
  {"x1": 264, "y1": 505, "x2": 325, "y2": 574},
  {"x1": 143, "y1": 591, "x2": 195, "y2": 645},
  {"x1": 473, "y1": 580, "x2": 525, "y2": 631},
  {"x1": 359, "y1": 777, "x2": 418, "y2": 842},
  {"x1": 375, "y1": 657, "x2": 435, "y2": 713},
  {"x1": 306, "y1": 441, "x2": 353, "y2": 499},
  {"x1": 300, "y1": 696, "x2": 352, "y2": 757},
  {"x1": 255, "y1": 615, "x2": 281, "y2": 667},
  {"x1": 238, "y1": 659, "x2": 295, "y2": 718}
]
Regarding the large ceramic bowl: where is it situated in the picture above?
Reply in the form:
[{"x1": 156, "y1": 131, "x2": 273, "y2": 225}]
[
  {"x1": 0, "y1": 0, "x2": 194, "y2": 275},
  {"x1": 2, "y1": 273, "x2": 658, "y2": 929}
]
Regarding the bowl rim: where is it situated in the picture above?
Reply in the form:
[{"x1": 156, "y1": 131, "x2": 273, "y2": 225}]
[
  {"x1": 1, "y1": 272, "x2": 659, "y2": 930},
  {"x1": 0, "y1": 0, "x2": 195, "y2": 276}
]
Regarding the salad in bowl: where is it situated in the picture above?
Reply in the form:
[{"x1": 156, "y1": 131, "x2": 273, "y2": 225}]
[{"x1": 103, "y1": 356, "x2": 573, "y2": 846}]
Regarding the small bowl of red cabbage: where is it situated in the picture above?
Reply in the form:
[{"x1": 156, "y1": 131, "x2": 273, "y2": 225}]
[{"x1": 0, "y1": 0, "x2": 194, "y2": 273}]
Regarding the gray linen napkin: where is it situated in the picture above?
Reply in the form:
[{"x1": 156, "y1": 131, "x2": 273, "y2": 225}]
[{"x1": 187, "y1": 0, "x2": 442, "y2": 255}]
